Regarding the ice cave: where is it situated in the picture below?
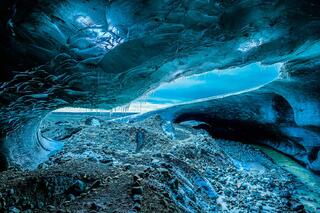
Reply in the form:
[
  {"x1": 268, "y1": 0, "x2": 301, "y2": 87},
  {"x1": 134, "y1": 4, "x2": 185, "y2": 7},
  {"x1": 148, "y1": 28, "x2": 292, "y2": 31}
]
[{"x1": 1, "y1": 0, "x2": 320, "y2": 212}]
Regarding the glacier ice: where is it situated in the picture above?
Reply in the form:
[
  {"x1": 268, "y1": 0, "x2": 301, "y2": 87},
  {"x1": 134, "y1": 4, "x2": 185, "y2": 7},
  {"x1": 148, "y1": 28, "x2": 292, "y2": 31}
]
[{"x1": 0, "y1": 0, "x2": 320, "y2": 173}]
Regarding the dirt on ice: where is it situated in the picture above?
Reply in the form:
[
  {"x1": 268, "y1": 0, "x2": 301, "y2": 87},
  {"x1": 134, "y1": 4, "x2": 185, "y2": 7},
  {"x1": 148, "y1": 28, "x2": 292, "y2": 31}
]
[{"x1": 0, "y1": 115, "x2": 315, "y2": 212}]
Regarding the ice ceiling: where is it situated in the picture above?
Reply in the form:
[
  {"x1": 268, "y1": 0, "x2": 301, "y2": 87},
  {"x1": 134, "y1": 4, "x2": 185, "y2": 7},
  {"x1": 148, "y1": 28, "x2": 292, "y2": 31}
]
[{"x1": 0, "y1": 0, "x2": 320, "y2": 172}]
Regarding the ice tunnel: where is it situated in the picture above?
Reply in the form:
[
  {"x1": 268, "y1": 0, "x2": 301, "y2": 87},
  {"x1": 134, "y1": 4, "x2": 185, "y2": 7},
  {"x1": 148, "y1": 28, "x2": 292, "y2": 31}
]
[{"x1": 1, "y1": 0, "x2": 320, "y2": 212}]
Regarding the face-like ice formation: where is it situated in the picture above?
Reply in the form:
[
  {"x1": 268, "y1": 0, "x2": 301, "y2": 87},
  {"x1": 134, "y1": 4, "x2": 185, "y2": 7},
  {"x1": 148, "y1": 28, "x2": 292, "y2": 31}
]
[{"x1": 0, "y1": 0, "x2": 320, "y2": 172}]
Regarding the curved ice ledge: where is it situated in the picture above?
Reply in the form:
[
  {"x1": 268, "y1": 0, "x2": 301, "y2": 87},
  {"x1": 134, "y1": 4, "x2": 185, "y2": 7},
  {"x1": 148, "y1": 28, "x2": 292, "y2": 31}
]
[{"x1": 4, "y1": 115, "x2": 64, "y2": 170}]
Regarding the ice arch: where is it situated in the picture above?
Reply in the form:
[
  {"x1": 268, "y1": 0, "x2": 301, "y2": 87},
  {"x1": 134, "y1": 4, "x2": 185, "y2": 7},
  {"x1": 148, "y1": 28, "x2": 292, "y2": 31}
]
[{"x1": 0, "y1": 0, "x2": 320, "y2": 172}]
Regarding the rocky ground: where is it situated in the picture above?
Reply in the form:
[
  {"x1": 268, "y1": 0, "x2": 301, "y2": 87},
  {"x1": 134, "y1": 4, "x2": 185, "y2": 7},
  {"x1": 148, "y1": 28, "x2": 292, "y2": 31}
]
[{"x1": 0, "y1": 115, "x2": 315, "y2": 212}]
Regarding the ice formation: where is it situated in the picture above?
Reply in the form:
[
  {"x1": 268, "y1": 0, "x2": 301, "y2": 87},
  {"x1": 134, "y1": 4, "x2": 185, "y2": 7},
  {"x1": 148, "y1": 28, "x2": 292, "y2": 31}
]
[{"x1": 1, "y1": 0, "x2": 320, "y2": 174}]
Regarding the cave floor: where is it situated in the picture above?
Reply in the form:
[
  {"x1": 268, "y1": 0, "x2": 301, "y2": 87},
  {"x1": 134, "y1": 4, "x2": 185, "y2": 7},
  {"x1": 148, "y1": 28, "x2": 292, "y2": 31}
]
[{"x1": 0, "y1": 115, "x2": 319, "y2": 212}]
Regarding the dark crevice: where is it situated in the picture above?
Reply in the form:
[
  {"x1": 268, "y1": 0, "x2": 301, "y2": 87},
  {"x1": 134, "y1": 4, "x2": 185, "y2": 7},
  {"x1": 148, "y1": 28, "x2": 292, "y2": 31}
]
[
  {"x1": 174, "y1": 93, "x2": 297, "y2": 144},
  {"x1": 272, "y1": 94, "x2": 295, "y2": 124},
  {"x1": 175, "y1": 112, "x2": 290, "y2": 143},
  {"x1": 309, "y1": 147, "x2": 320, "y2": 163},
  {"x1": 0, "y1": 133, "x2": 8, "y2": 171},
  {"x1": 193, "y1": 122, "x2": 284, "y2": 144},
  {"x1": 0, "y1": 152, "x2": 8, "y2": 172},
  {"x1": 193, "y1": 122, "x2": 311, "y2": 171}
]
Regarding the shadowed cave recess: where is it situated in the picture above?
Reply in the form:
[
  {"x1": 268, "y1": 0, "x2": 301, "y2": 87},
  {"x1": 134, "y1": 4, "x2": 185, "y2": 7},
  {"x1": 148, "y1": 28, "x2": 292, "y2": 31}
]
[{"x1": 1, "y1": 0, "x2": 320, "y2": 212}]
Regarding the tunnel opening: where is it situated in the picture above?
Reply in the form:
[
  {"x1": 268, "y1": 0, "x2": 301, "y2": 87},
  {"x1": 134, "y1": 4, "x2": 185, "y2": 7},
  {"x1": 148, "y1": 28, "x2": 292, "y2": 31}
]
[
  {"x1": 18, "y1": 61, "x2": 282, "y2": 173},
  {"x1": 173, "y1": 94, "x2": 295, "y2": 142},
  {"x1": 176, "y1": 114, "x2": 291, "y2": 144},
  {"x1": 1, "y1": 0, "x2": 320, "y2": 211},
  {"x1": 171, "y1": 91, "x2": 319, "y2": 176},
  {"x1": 39, "y1": 62, "x2": 280, "y2": 144}
]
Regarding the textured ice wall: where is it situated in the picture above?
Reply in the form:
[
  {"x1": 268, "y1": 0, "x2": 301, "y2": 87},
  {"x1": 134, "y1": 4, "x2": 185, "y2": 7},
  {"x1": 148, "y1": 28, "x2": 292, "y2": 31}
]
[{"x1": 1, "y1": 0, "x2": 320, "y2": 170}]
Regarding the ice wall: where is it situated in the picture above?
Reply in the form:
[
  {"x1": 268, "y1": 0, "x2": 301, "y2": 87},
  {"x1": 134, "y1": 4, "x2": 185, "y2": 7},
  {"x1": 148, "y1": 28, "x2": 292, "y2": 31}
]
[{"x1": 1, "y1": 0, "x2": 320, "y2": 170}]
